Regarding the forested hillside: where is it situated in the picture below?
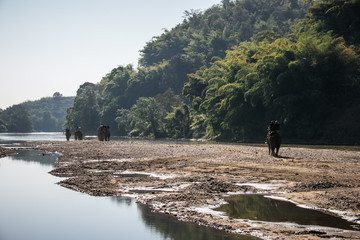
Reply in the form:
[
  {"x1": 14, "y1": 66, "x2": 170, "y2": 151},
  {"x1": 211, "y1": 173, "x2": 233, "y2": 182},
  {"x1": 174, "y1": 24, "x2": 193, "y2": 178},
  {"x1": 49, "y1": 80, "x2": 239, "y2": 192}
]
[
  {"x1": 66, "y1": 0, "x2": 360, "y2": 144},
  {"x1": 0, "y1": 93, "x2": 74, "y2": 132}
]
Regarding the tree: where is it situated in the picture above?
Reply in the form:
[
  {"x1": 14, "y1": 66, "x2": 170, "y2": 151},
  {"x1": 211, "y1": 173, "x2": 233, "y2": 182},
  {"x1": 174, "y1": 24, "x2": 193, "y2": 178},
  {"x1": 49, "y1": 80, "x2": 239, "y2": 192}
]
[
  {"x1": 0, "y1": 104, "x2": 33, "y2": 132},
  {"x1": 65, "y1": 86, "x2": 99, "y2": 134},
  {"x1": 0, "y1": 119, "x2": 8, "y2": 132},
  {"x1": 53, "y1": 92, "x2": 63, "y2": 98},
  {"x1": 127, "y1": 97, "x2": 162, "y2": 137},
  {"x1": 39, "y1": 112, "x2": 57, "y2": 131},
  {"x1": 307, "y1": 0, "x2": 360, "y2": 45},
  {"x1": 24, "y1": 96, "x2": 74, "y2": 132},
  {"x1": 164, "y1": 105, "x2": 191, "y2": 138}
]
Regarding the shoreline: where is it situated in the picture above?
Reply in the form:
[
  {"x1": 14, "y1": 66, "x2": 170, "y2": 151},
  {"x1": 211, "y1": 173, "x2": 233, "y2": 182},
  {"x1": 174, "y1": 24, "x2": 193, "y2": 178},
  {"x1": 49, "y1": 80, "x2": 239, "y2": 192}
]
[
  {"x1": 31, "y1": 140, "x2": 360, "y2": 239},
  {"x1": 0, "y1": 146, "x2": 15, "y2": 158}
]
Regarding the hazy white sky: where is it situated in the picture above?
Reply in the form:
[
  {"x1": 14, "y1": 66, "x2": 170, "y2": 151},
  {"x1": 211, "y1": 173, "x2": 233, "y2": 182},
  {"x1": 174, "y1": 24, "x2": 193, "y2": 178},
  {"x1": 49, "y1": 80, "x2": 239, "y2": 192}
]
[{"x1": 0, "y1": 0, "x2": 220, "y2": 110}]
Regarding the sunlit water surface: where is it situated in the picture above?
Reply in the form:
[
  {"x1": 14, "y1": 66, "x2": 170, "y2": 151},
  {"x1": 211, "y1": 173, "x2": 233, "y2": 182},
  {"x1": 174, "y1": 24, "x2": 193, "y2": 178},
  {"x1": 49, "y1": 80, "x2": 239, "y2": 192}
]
[{"x1": 0, "y1": 132, "x2": 67, "y2": 143}]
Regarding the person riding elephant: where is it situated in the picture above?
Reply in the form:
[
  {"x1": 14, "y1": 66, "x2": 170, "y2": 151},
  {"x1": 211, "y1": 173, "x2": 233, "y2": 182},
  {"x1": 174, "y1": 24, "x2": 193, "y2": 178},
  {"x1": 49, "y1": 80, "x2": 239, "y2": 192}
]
[
  {"x1": 75, "y1": 127, "x2": 83, "y2": 140},
  {"x1": 97, "y1": 125, "x2": 110, "y2": 141},
  {"x1": 266, "y1": 120, "x2": 281, "y2": 157},
  {"x1": 65, "y1": 128, "x2": 71, "y2": 141},
  {"x1": 97, "y1": 125, "x2": 105, "y2": 141}
]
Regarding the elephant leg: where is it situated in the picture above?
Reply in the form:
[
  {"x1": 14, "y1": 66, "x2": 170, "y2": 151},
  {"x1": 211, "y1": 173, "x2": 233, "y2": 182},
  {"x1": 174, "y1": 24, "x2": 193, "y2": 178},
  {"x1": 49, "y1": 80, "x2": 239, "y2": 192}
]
[{"x1": 270, "y1": 145, "x2": 276, "y2": 156}]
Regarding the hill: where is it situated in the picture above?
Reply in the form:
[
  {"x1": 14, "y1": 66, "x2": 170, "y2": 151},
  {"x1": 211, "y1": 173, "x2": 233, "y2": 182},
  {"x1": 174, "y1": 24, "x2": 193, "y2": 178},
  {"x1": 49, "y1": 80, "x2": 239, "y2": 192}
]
[
  {"x1": 65, "y1": 0, "x2": 360, "y2": 144},
  {"x1": 0, "y1": 93, "x2": 74, "y2": 132},
  {"x1": 65, "y1": 0, "x2": 309, "y2": 136}
]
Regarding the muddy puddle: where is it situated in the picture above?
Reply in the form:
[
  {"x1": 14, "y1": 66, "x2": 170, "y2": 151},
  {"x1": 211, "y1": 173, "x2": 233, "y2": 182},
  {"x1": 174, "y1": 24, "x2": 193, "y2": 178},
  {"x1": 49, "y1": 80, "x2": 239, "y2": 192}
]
[{"x1": 215, "y1": 194, "x2": 360, "y2": 231}]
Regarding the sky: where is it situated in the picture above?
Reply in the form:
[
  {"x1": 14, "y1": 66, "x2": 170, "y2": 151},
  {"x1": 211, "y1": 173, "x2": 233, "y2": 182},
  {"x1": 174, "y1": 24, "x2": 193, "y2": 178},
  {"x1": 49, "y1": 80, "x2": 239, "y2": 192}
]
[{"x1": 0, "y1": 0, "x2": 221, "y2": 110}]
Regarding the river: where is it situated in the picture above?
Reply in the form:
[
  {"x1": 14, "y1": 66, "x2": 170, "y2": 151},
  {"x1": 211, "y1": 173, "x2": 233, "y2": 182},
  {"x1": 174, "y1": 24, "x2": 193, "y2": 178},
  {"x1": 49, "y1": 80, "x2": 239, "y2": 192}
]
[{"x1": 0, "y1": 133, "x2": 253, "y2": 240}]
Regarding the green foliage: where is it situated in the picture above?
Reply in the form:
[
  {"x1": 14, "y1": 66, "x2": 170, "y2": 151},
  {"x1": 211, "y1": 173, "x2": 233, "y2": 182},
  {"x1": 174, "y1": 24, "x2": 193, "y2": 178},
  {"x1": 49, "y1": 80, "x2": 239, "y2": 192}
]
[
  {"x1": 184, "y1": 27, "x2": 360, "y2": 142},
  {"x1": 139, "y1": 0, "x2": 308, "y2": 68},
  {"x1": 123, "y1": 97, "x2": 162, "y2": 137},
  {"x1": 0, "y1": 104, "x2": 33, "y2": 132},
  {"x1": 25, "y1": 95, "x2": 74, "y2": 131},
  {"x1": 307, "y1": 0, "x2": 360, "y2": 46},
  {"x1": 115, "y1": 89, "x2": 185, "y2": 138},
  {"x1": 0, "y1": 118, "x2": 7, "y2": 132},
  {"x1": 65, "y1": 84, "x2": 99, "y2": 134},
  {"x1": 66, "y1": 0, "x2": 360, "y2": 144},
  {"x1": 0, "y1": 95, "x2": 74, "y2": 133},
  {"x1": 164, "y1": 105, "x2": 191, "y2": 138}
]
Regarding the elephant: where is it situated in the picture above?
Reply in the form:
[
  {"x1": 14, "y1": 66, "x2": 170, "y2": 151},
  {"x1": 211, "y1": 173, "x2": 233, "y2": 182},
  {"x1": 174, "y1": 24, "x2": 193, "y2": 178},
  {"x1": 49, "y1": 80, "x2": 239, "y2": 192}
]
[
  {"x1": 104, "y1": 126, "x2": 110, "y2": 141},
  {"x1": 65, "y1": 128, "x2": 71, "y2": 141},
  {"x1": 266, "y1": 132, "x2": 281, "y2": 157},
  {"x1": 75, "y1": 127, "x2": 83, "y2": 140},
  {"x1": 97, "y1": 125, "x2": 110, "y2": 141}
]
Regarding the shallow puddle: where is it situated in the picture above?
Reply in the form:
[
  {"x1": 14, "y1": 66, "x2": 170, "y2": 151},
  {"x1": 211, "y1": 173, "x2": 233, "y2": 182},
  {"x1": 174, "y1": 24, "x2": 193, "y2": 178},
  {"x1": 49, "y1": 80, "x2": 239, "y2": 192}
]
[{"x1": 215, "y1": 194, "x2": 360, "y2": 231}]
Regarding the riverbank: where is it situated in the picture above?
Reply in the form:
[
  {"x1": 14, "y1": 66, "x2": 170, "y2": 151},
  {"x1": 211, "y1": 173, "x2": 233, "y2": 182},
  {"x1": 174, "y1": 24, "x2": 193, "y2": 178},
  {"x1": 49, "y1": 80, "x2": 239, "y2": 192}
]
[
  {"x1": 0, "y1": 146, "x2": 14, "y2": 158},
  {"x1": 34, "y1": 140, "x2": 360, "y2": 239}
]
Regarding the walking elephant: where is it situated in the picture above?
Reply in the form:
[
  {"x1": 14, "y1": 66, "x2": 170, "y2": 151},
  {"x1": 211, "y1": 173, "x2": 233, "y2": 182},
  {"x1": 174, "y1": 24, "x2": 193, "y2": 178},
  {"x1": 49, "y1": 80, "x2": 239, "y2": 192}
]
[
  {"x1": 104, "y1": 126, "x2": 110, "y2": 141},
  {"x1": 65, "y1": 128, "x2": 71, "y2": 141},
  {"x1": 266, "y1": 120, "x2": 281, "y2": 157},
  {"x1": 267, "y1": 132, "x2": 281, "y2": 157},
  {"x1": 97, "y1": 125, "x2": 110, "y2": 141},
  {"x1": 75, "y1": 127, "x2": 83, "y2": 140}
]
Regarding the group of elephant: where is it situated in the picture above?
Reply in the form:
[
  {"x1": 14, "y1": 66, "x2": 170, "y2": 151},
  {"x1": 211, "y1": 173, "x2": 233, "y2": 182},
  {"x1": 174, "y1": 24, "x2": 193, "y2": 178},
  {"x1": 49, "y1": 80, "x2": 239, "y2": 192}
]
[
  {"x1": 65, "y1": 122, "x2": 281, "y2": 156},
  {"x1": 65, "y1": 125, "x2": 111, "y2": 141},
  {"x1": 97, "y1": 125, "x2": 111, "y2": 141},
  {"x1": 65, "y1": 127, "x2": 83, "y2": 141}
]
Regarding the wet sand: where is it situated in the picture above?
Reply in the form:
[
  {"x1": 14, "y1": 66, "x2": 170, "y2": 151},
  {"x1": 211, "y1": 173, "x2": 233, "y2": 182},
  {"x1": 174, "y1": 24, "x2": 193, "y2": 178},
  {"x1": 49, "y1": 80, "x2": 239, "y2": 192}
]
[{"x1": 31, "y1": 140, "x2": 360, "y2": 239}]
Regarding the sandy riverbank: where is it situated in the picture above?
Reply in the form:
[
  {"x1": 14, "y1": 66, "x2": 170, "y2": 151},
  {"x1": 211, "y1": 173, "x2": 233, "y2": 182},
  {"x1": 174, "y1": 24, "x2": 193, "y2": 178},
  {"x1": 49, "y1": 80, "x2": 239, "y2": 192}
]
[
  {"x1": 0, "y1": 146, "x2": 14, "y2": 158},
  {"x1": 32, "y1": 140, "x2": 360, "y2": 239}
]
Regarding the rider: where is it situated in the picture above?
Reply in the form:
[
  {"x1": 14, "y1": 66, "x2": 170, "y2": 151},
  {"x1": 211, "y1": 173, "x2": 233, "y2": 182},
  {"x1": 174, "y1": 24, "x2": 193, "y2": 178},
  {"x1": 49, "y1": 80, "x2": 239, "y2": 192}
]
[
  {"x1": 268, "y1": 120, "x2": 280, "y2": 134},
  {"x1": 265, "y1": 120, "x2": 280, "y2": 143}
]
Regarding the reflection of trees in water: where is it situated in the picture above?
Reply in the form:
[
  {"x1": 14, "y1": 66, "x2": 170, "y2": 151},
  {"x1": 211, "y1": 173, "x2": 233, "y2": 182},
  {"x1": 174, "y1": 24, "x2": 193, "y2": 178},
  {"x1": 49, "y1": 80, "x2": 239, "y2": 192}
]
[
  {"x1": 9, "y1": 150, "x2": 58, "y2": 166},
  {"x1": 216, "y1": 195, "x2": 359, "y2": 231},
  {"x1": 109, "y1": 196, "x2": 133, "y2": 207},
  {"x1": 137, "y1": 202, "x2": 257, "y2": 240}
]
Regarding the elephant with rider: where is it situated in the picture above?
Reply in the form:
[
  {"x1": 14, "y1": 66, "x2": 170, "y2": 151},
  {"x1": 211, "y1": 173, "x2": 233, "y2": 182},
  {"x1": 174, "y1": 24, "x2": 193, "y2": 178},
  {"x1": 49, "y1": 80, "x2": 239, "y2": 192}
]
[
  {"x1": 97, "y1": 125, "x2": 110, "y2": 141},
  {"x1": 75, "y1": 127, "x2": 83, "y2": 140},
  {"x1": 266, "y1": 120, "x2": 281, "y2": 157}
]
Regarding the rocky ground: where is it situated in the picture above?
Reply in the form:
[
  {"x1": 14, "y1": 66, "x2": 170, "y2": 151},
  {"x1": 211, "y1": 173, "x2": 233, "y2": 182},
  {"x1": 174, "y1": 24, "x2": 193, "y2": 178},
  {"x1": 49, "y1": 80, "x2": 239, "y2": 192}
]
[
  {"x1": 29, "y1": 140, "x2": 360, "y2": 239},
  {"x1": 0, "y1": 146, "x2": 14, "y2": 158}
]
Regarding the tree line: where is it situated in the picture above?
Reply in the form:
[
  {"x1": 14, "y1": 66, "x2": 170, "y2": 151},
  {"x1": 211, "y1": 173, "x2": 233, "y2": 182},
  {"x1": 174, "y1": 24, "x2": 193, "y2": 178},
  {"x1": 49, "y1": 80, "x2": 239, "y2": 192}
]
[
  {"x1": 64, "y1": 0, "x2": 360, "y2": 144},
  {"x1": 0, "y1": 93, "x2": 74, "y2": 132}
]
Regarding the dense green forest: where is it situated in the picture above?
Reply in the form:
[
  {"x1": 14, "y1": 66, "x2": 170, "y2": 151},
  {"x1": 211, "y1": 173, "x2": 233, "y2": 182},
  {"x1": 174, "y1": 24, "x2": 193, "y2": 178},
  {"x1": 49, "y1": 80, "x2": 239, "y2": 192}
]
[
  {"x1": 66, "y1": 0, "x2": 360, "y2": 144},
  {"x1": 0, "y1": 93, "x2": 74, "y2": 132}
]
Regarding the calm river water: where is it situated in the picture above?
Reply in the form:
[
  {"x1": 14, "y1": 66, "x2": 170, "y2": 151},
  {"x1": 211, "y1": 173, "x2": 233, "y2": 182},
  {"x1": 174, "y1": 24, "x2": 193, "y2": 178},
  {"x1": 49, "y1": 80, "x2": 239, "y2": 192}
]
[{"x1": 0, "y1": 133, "x2": 253, "y2": 240}]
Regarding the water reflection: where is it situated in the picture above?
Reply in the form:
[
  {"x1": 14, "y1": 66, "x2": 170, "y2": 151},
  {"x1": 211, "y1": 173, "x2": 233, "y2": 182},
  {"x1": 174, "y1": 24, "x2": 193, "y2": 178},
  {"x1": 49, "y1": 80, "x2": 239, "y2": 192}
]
[
  {"x1": 137, "y1": 203, "x2": 258, "y2": 240},
  {"x1": 8, "y1": 149, "x2": 58, "y2": 166},
  {"x1": 216, "y1": 195, "x2": 360, "y2": 231},
  {"x1": 0, "y1": 148, "x2": 259, "y2": 240},
  {"x1": 0, "y1": 132, "x2": 67, "y2": 142},
  {"x1": 108, "y1": 197, "x2": 258, "y2": 240}
]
